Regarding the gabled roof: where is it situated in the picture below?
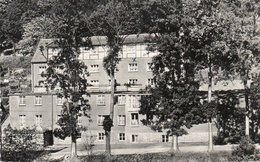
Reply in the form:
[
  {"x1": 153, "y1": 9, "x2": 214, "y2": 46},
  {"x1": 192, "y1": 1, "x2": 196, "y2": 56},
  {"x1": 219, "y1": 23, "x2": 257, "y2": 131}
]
[{"x1": 31, "y1": 39, "x2": 53, "y2": 63}]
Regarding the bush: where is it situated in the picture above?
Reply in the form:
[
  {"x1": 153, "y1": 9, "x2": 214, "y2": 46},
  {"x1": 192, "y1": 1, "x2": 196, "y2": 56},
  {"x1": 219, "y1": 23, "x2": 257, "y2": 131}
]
[
  {"x1": 213, "y1": 135, "x2": 227, "y2": 145},
  {"x1": 2, "y1": 125, "x2": 46, "y2": 161},
  {"x1": 232, "y1": 136, "x2": 255, "y2": 160}
]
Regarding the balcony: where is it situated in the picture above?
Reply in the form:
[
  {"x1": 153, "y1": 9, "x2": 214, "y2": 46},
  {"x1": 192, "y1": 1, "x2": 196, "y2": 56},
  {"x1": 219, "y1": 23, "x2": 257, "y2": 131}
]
[{"x1": 87, "y1": 84, "x2": 146, "y2": 92}]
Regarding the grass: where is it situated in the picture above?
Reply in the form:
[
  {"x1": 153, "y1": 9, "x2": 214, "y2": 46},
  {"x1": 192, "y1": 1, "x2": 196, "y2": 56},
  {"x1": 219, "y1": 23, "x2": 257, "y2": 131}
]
[{"x1": 48, "y1": 151, "x2": 234, "y2": 162}]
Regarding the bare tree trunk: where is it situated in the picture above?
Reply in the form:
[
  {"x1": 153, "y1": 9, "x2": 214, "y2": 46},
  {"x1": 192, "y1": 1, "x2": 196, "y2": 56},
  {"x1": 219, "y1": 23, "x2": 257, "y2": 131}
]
[
  {"x1": 173, "y1": 136, "x2": 179, "y2": 151},
  {"x1": 244, "y1": 80, "x2": 250, "y2": 137},
  {"x1": 171, "y1": 135, "x2": 179, "y2": 153},
  {"x1": 66, "y1": 100, "x2": 77, "y2": 158},
  {"x1": 208, "y1": 57, "x2": 213, "y2": 152},
  {"x1": 106, "y1": 130, "x2": 111, "y2": 155},
  {"x1": 106, "y1": 73, "x2": 115, "y2": 156},
  {"x1": 71, "y1": 135, "x2": 77, "y2": 157}
]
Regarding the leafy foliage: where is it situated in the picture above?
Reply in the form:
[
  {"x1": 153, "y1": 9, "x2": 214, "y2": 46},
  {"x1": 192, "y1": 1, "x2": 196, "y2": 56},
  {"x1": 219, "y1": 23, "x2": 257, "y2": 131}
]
[
  {"x1": 41, "y1": 0, "x2": 93, "y2": 156},
  {"x1": 2, "y1": 125, "x2": 45, "y2": 161},
  {"x1": 232, "y1": 136, "x2": 256, "y2": 160},
  {"x1": 0, "y1": 0, "x2": 40, "y2": 53},
  {"x1": 213, "y1": 92, "x2": 245, "y2": 144},
  {"x1": 139, "y1": 1, "x2": 205, "y2": 138},
  {"x1": 249, "y1": 77, "x2": 260, "y2": 141},
  {"x1": 87, "y1": 0, "x2": 141, "y2": 154}
]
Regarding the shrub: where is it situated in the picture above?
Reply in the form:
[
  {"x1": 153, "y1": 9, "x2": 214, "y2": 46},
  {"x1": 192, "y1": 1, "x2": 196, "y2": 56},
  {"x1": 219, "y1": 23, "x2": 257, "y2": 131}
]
[
  {"x1": 232, "y1": 136, "x2": 255, "y2": 160},
  {"x1": 2, "y1": 125, "x2": 46, "y2": 161},
  {"x1": 213, "y1": 135, "x2": 227, "y2": 145}
]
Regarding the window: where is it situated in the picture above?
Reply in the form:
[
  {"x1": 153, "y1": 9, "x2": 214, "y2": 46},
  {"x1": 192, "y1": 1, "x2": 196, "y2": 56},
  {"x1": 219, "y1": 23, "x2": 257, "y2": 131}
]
[
  {"x1": 129, "y1": 79, "x2": 138, "y2": 85},
  {"x1": 108, "y1": 79, "x2": 117, "y2": 86},
  {"x1": 128, "y1": 63, "x2": 138, "y2": 72},
  {"x1": 132, "y1": 134, "x2": 138, "y2": 142},
  {"x1": 98, "y1": 132, "x2": 105, "y2": 141},
  {"x1": 162, "y1": 135, "x2": 169, "y2": 143},
  {"x1": 98, "y1": 46, "x2": 107, "y2": 58},
  {"x1": 148, "y1": 78, "x2": 154, "y2": 85},
  {"x1": 89, "y1": 49, "x2": 98, "y2": 59},
  {"x1": 97, "y1": 115, "x2": 109, "y2": 126},
  {"x1": 35, "y1": 96, "x2": 42, "y2": 105},
  {"x1": 126, "y1": 45, "x2": 136, "y2": 58},
  {"x1": 35, "y1": 115, "x2": 42, "y2": 127},
  {"x1": 77, "y1": 116, "x2": 82, "y2": 126},
  {"x1": 80, "y1": 47, "x2": 90, "y2": 60},
  {"x1": 147, "y1": 63, "x2": 153, "y2": 71},
  {"x1": 19, "y1": 96, "x2": 26, "y2": 105},
  {"x1": 118, "y1": 115, "x2": 126, "y2": 126},
  {"x1": 129, "y1": 95, "x2": 140, "y2": 109},
  {"x1": 57, "y1": 96, "x2": 64, "y2": 105},
  {"x1": 118, "y1": 95, "x2": 126, "y2": 105},
  {"x1": 119, "y1": 133, "x2": 125, "y2": 141},
  {"x1": 19, "y1": 115, "x2": 26, "y2": 129},
  {"x1": 90, "y1": 64, "x2": 99, "y2": 73},
  {"x1": 131, "y1": 113, "x2": 139, "y2": 126},
  {"x1": 141, "y1": 45, "x2": 148, "y2": 57},
  {"x1": 90, "y1": 80, "x2": 99, "y2": 86},
  {"x1": 38, "y1": 66, "x2": 46, "y2": 75},
  {"x1": 97, "y1": 95, "x2": 105, "y2": 105}
]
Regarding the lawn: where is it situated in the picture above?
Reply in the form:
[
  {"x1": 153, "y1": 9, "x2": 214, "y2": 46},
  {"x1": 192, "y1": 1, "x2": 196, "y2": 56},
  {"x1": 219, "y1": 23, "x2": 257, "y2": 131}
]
[{"x1": 50, "y1": 151, "x2": 234, "y2": 162}]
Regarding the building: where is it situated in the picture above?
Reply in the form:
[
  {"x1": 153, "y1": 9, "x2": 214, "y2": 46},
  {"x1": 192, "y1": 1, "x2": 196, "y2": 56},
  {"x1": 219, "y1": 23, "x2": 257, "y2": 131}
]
[{"x1": 6, "y1": 34, "x2": 222, "y2": 145}]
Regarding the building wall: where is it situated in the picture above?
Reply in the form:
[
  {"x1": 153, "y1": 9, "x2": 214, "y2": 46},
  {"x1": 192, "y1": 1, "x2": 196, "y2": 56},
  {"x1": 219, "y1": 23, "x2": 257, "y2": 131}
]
[{"x1": 8, "y1": 40, "x2": 218, "y2": 145}]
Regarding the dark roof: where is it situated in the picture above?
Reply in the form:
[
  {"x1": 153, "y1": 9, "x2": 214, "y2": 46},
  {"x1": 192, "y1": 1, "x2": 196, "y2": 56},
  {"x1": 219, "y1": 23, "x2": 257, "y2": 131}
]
[
  {"x1": 31, "y1": 39, "x2": 52, "y2": 63},
  {"x1": 31, "y1": 34, "x2": 151, "y2": 63},
  {"x1": 88, "y1": 33, "x2": 150, "y2": 45}
]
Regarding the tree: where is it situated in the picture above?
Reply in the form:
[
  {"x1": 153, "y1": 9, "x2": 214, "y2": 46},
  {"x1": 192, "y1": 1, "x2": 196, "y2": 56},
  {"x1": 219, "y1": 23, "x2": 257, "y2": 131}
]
[
  {"x1": 224, "y1": 0, "x2": 260, "y2": 138},
  {"x1": 249, "y1": 76, "x2": 260, "y2": 141},
  {"x1": 139, "y1": 0, "x2": 208, "y2": 152},
  {"x1": 17, "y1": 15, "x2": 57, "y2": 55},
  {"x1": 139, "y1": 0, "x2": 242, "y2": 151},
  {"x1": 42, "y1": 0, "x2": 93, "y2": 158},
  {"x1": 87, "y1": 1, "x2": 140, "y2": 155},
  {"x1": 186, "y1": 0, "x2": 244, "y2": 151},
  {"x1": 0, "y1": 0, "x2": 39, "y2": 54}
]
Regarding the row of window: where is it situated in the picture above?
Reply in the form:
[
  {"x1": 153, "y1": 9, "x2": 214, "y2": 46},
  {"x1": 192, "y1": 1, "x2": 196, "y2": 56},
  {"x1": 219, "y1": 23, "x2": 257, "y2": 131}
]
[
  {"x1": 97, "y1": 114, "x2": 138, "y2": 126},
  {"x1": 19, "y1": 114, "x2": 42, "y2": 129},
  {"x1": 89, "y1": 78, "x2": 154, "y2": 86},
  {"x1": 19, "y1": 96, "x2": 42, "y2": 105},
  {"x1": 19, "y1": 95, "x2": 141, "y2": 108},
  {"x1": 38, "y1": 63, "x2": 153, "y2": 75},
  {"x1": 97, "y1": 133, "x2": 169, "y2": 143},
  {"x1": 19, "y1": 113, "x2": 140, "y2": 129},
  {"x1": 89, "y1": 63, "x2": 152, "y2": 73},
  {"x1": 19, "y1": 114, "x2": 82, "y2": 129},
  {"x1": 48, "y1": 45, "x2": 158, "y2": 60}
]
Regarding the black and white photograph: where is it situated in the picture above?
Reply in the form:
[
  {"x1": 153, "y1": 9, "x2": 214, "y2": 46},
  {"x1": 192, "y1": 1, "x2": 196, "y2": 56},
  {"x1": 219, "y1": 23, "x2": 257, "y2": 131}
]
[{"x1": 0, "y1": 0, "x2": 259, "y2": 161}]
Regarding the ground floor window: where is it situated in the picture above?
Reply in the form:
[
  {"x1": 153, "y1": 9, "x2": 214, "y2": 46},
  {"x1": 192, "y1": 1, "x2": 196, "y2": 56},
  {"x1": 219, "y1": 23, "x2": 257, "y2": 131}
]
[
  {"x1": 132, "y1": 134, "x2": 138, "y2": 142},
  {"x1": 162, "y1": 135, "x2": 169, "y2": 142},
  {"x1": 119, "y1": 133, "x2": 125, "y2": 141},
  {"x1": 98, "y1": 132, "x2": 105, "y2": 141}
]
